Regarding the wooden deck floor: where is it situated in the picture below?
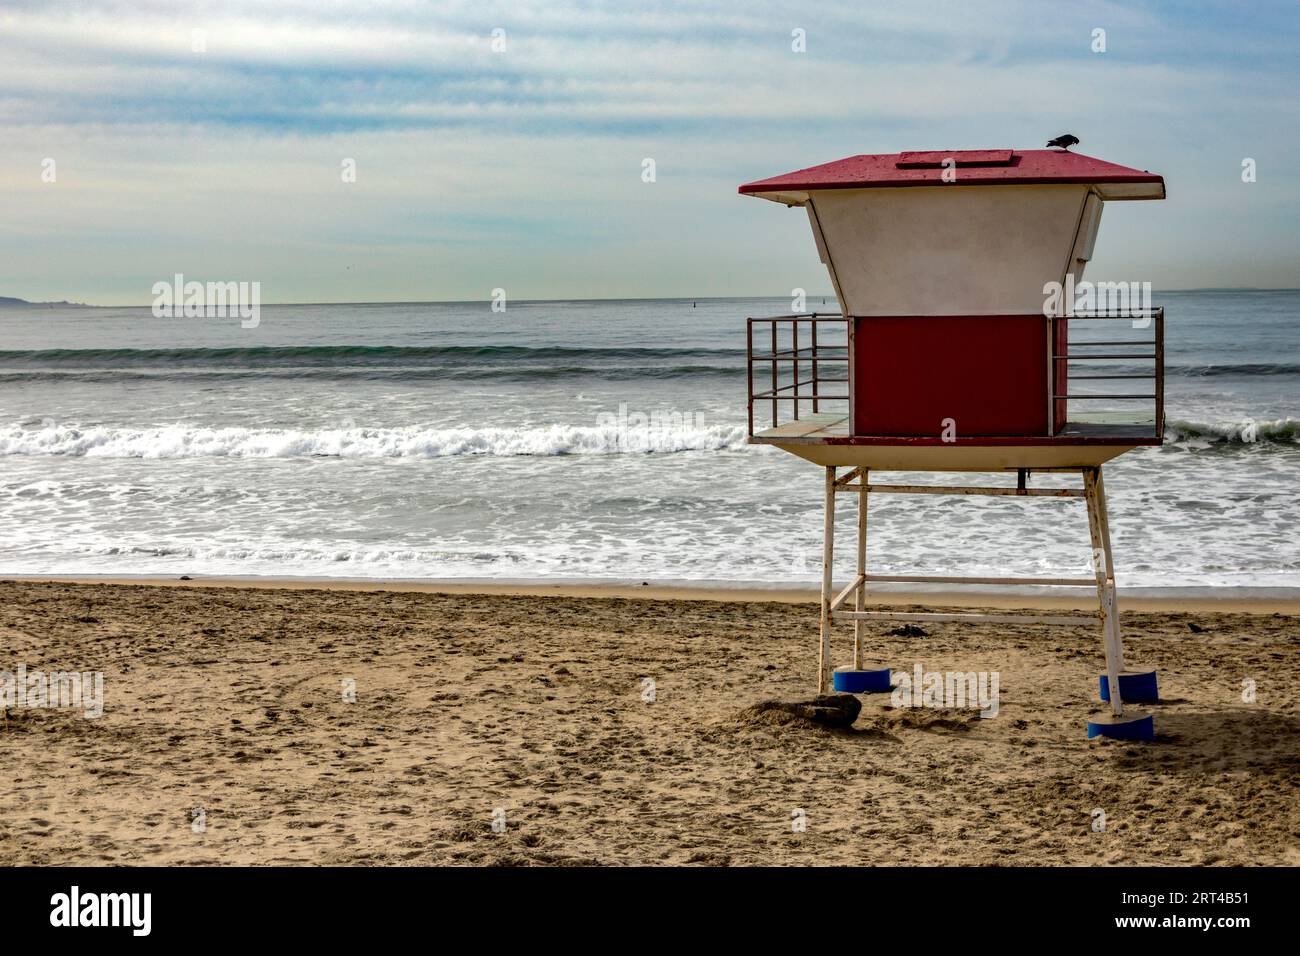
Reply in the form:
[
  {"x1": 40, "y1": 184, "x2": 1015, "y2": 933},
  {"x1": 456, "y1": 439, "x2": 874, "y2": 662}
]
[
  {"x1": 753, "y1": 411, "x2": 848, "y2": 441},
  {"x1": 752, "y1": 412, "x2": 1160, "y2": 445}
]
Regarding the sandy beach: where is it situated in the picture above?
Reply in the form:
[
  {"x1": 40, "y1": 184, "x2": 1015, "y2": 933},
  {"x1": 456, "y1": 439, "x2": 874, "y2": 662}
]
[{"x1": 2, "y1": 578, "x2": 1296, "y2": 866}]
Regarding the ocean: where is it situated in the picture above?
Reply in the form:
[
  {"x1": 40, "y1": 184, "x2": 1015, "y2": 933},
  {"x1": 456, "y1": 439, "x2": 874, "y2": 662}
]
[{"x1": 1, "y1": 291, "x2": 1297, "y2": 592}]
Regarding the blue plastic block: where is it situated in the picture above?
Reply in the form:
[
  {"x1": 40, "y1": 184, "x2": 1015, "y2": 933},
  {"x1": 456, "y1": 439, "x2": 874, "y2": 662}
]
[
  {"x1": 1098, "y1": 669, "x2": 1159, "y2": 704},
  {"x1": 832, "y1": 667, "x2": 893, "y2": 694},
  {"x1": 1087, "y1": 713, "x2": 1155, "y2": 741}
]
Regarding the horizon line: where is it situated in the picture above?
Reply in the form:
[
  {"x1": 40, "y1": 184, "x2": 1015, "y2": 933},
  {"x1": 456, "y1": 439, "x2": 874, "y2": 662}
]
[{"x1": 8, "y1": 287, "x2": 1300, "y2": 309}]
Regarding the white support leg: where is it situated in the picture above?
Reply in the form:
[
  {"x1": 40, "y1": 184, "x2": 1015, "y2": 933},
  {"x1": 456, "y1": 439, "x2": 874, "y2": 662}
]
[
  {"x1": 818, "y1": 466, "x2": 836, "y2": 694},
  {"x1": 1084, "y1": 467, "x2": 1124, "y2": 717},
  {"x1": 1094, "y1": 467, "x2": 1126, "y2": 670},
  {"x1": 853, "y1": 468, "x2": 868, "y2": 671}
]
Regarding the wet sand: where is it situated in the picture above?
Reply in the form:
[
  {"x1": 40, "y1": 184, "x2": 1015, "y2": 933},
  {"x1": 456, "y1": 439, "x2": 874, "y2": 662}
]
[
  {"x1": 9, "y1": 574, "x2": 1300, "y2": 613},
  {"x1": 2, "y1": 579, "x2": 1297, "y2": 865}
]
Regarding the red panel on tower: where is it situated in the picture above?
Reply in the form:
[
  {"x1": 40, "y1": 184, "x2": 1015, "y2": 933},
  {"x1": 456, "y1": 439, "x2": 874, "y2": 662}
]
[{"x1": 853, "y1": 316, "x2": 1048, "y2": 437}]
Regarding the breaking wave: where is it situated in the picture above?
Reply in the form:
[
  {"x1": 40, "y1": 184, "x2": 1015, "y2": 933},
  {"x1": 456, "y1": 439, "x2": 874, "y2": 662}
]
[
  {"x1": 1165, "y1": 417, "x2": 1299, "y2": 444},
  {"x1": 4, "y1": 418, "x2": 1293, "y2": 459},
  {"x1": 0, "y1": 421, "x2": 749, "y2": 459}
]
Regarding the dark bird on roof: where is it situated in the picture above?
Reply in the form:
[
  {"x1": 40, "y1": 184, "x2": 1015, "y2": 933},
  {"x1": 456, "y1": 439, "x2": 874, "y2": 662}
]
[{"x1": 1046, "y1": 134, "x2": 1080, "y2": 150}]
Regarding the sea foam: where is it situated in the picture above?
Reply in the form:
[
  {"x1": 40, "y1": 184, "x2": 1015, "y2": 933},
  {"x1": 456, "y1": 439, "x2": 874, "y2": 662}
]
[{"x1": 0, "y1": 421, "x2": 750, "y2": 459}]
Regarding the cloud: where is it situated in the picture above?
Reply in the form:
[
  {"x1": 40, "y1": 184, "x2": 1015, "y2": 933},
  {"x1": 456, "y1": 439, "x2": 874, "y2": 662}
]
[
  {"x1": 2, "y1": 0, "x2": 1271, "y2": 133},
  {"x1": 0, "y1": 1, "x2": 1297, "y2": 301}
]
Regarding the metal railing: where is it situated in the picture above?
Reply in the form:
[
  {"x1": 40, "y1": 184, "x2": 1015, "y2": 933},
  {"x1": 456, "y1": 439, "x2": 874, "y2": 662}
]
[
  {"x1": 746, "y1": 308, "x2": 1165, "y2": 441},
  {"x1": 746, "y1": 313, "x2": 850, "y2": 434},
  {"x1": 1053, "y1": 307, "x2": 1164, "y2": 437}
]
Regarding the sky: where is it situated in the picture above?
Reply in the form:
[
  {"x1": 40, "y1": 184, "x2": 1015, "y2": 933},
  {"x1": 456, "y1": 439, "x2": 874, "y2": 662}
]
[{"x1": 1, "y1": 0, "x2": 1297, "y2": 304}]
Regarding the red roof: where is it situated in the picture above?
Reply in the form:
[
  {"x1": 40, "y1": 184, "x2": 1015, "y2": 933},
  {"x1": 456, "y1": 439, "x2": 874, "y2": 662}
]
[{"x1": 739, "y1": 149, "x2": 1164, "y2": 195}]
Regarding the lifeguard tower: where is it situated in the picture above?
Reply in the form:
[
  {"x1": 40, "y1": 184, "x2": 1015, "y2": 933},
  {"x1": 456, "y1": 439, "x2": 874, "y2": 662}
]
[{"x1": 740, "y1": 146, "x2": 1166, "y2": 740}]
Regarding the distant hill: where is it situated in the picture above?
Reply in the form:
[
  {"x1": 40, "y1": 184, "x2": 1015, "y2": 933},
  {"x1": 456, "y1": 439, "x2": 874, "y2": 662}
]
[{"x1": 0, "y1": 295, "x2": 89, "y2": 308}]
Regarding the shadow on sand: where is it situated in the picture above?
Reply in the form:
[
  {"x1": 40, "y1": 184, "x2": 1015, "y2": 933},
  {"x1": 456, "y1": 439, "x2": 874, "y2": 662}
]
[{"x1": 1110, "y1": 706, "x2": 1300, "y2": 774}]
